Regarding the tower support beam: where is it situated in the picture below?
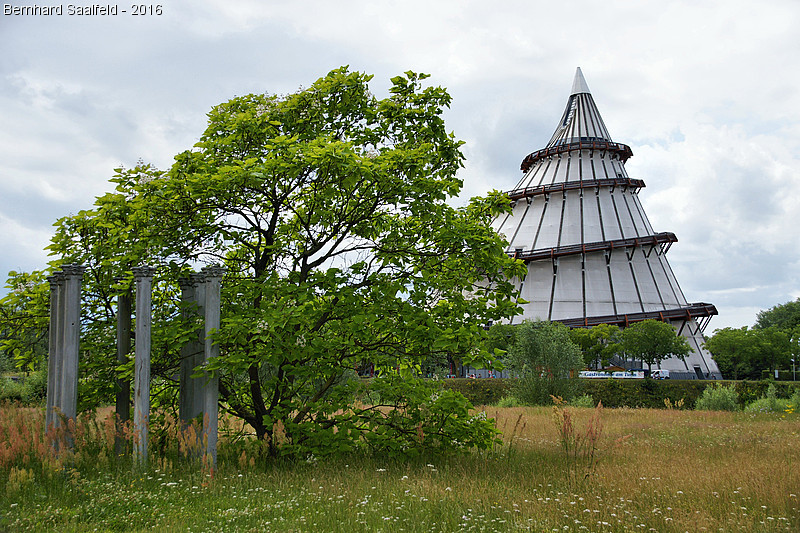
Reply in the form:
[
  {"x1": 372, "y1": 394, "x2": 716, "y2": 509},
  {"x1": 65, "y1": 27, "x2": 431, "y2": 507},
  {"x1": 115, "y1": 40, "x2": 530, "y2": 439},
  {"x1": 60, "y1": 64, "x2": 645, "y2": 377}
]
[{"x1": 558, "y1": 302, "x2": 718, "y2": 328}]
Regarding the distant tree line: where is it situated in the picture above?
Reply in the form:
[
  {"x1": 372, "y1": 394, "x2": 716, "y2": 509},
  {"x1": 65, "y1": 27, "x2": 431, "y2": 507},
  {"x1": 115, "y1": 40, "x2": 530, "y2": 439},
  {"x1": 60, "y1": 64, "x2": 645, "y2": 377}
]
[
  {"x1": 704, "y1": 298, "x2": 800, "y2": 380},
  {"x1": 479, "y1": 299, "x2": 800, "y2": 387}
]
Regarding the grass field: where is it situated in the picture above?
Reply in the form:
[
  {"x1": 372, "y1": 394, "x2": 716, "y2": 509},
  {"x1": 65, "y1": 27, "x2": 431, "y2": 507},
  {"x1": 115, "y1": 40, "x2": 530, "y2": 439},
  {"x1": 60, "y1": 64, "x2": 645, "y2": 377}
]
[{"x1": 1, "y1": 403, "x2": 798, "y2": 532}]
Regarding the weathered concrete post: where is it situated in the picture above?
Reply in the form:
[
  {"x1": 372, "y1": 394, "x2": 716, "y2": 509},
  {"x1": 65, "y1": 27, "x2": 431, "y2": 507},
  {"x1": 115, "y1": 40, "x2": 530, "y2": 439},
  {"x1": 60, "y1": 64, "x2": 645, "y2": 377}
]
[
  {"x1": 201, "y1": 265, "x2": 224, "y2": 467},
  {"x1": 45, "y1": 272, "x2": 64, "y2": 433},
  {"x1": 60, "y1": 265, "x2": 85, "y2": 425},
  {"x1": 115, "y1": 280, "x2": 132, "y2": 456},
  {"x1": 132, "y1": 265, "x2": 156, "y2": 467},
  {"x1": 178, "y1": 274, "x2": 205, "y2": 432}
]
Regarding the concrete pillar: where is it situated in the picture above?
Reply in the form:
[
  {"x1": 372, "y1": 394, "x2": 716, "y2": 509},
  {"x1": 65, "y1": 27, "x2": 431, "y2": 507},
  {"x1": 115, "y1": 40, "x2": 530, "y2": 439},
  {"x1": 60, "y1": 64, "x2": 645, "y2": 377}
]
[
  {"x1": 132, "y1": 265, "x2": 156, "y2": 466},
  {"x1": 178, "y1": 274, "x2": 205, "y2": 428},
  {"x1": 57, "y1": 275, "x2": 67, "y2": 412},
  {"x1": 201, "y1": 265, "x2": 224, "y2": 467},
  {"x1": 59, "y1": 265, "x2": 85, "y2": 424},
  {"x1": 115, "y1": 281, "x2": 132, "y2": 455},
  {"x1": 45, "y1": 273, "x2": 64, "y2": 433}
]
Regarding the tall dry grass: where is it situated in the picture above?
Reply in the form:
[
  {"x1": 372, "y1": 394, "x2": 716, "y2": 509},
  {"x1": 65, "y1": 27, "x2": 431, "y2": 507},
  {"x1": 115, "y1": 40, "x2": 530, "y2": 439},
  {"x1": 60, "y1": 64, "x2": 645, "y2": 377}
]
[
  {"x1": 1, "y1": 402, "x2": 798, "y2": 532},
  {"x1": 483, "y1": 403, "x2": 800, "y2": 531}
]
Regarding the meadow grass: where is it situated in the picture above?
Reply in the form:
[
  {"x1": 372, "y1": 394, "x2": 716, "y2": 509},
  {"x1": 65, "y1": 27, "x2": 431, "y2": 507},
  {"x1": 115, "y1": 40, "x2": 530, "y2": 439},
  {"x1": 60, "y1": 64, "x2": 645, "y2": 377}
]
[{"x1": 1, "y1": 403, "x2": 798, "y2": 532}]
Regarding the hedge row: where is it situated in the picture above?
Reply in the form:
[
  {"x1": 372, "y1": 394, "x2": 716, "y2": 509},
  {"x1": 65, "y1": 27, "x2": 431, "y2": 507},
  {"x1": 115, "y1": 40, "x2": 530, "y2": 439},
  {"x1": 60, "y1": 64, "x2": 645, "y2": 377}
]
[
  {"x1": 580, "y1": 379, "x2": 707, "y2": 409},
  {"x1": 585, "y1": 379, "x2": 800, "y2": 409},
  {"x1": 441, "y1": 378, "x2": 514, "y2": 406},
  {"x1": 5, "y1": 373, "x2": 798, "y2": 410},
  {"x1": 442, "y1": 378, "x2": 800, "y2": 409}
]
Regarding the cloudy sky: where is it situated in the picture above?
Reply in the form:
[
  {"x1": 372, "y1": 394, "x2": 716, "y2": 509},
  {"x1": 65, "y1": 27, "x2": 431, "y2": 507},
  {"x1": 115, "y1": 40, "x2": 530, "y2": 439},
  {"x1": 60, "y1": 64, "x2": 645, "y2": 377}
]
[{"x1": 1, "y1": 0, "x2": 799, "y2": 332}]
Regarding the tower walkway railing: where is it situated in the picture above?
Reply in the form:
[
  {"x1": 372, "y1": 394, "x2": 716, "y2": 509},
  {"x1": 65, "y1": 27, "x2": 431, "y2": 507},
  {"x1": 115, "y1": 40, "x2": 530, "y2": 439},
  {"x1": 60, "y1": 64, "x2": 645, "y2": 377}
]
[
  {"x1": 506, "y1": 177, "x2": 645, "y2": 202},
  {"x1": 521, "y1": 139, "x2": 633, "y2": 172}
]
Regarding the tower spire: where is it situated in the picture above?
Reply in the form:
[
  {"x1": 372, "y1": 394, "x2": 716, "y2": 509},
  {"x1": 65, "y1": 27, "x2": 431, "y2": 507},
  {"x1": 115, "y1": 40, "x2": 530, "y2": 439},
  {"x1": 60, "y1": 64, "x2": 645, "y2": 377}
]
[
  {"x1": 571, "y1": 67, "x2": 591, "y2": 95},
  {"x1": 520, "y1": 68, "x2": 623, "y2": 173}
]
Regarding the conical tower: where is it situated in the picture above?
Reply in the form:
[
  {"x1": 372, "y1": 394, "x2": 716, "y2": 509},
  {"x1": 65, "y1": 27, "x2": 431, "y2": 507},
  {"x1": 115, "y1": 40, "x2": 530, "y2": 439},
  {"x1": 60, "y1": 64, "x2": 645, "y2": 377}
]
[{"x1": 493, "y1": 68, "x2": 721, "y2": 379}]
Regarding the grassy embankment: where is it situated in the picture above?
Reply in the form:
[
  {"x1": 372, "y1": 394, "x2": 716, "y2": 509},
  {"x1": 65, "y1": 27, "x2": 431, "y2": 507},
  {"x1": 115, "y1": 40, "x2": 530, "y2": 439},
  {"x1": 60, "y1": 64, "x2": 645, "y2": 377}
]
[{"x1": 1, "y1": 403, "x2": 798, "y2": 532}]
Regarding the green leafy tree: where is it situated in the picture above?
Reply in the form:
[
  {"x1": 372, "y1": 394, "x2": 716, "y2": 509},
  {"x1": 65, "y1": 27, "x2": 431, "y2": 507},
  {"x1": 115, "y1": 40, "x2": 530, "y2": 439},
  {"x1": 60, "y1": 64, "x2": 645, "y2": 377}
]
[
  {"x1": 619, "y1": 319, "x2": 691, "y2": 372},
  {"x1": 45, "y1": 68, "x2": 524, "y2": 456},
  {"x1": 0, "y1": 271, "x2": 50, "y2": 373},
  {"x1": 569, "y1": 323, "x2": 621, "y2": 369},
  {"x1": 753, "y1": 299, "x2": 800, "y2": 379},
  {"x1": 704, "y1": 326, "x2": 792, "y2": 380},
  {"x1": 755, "y1": 298, "x2": 800, "y2": 331},
  {"x1": 753, "y1": 327, "x2": 792, "y2": 378},
  {"x1": 507, "y1": 320, "x2": 584, "y2": 405},
  {"x1": 456, "y1": 321, "x2": 517, "y2": 377},
  {"x1": 483, "y1": 323, "x2": 516, "y2": 356},
  {"x1": 704, "y1": 327, "x2": 758, "y2": 380}
]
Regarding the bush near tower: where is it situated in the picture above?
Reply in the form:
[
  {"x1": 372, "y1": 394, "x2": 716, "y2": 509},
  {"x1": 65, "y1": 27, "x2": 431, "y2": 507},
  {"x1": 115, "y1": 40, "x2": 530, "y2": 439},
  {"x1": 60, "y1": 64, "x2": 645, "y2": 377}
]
[{"x1": 506, "y1": 320, "x2": 585, "y2": 405}]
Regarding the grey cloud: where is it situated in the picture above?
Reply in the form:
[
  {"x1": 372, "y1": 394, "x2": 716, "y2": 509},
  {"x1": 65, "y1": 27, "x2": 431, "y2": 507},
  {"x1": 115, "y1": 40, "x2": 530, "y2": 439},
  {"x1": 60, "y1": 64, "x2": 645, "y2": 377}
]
[{"x1": 1, "y1": 0, "x2": 799, "y2": 332}]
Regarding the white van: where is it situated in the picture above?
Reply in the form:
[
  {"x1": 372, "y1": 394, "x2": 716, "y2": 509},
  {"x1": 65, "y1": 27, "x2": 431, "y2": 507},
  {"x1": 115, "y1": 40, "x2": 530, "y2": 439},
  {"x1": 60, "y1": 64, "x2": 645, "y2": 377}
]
[{"x1": 651, "y1": 369, "x2": 670, "y2": 379}]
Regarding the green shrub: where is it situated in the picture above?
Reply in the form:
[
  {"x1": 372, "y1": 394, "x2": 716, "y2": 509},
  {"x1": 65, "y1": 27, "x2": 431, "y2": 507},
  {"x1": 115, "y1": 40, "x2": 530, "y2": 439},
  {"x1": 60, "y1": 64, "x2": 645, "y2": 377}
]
[
  {"x1": 732, "y1": 380, "x2": 795, "y2": 407},
  {"x1": 0, "y1": 376, "x2": 25, "y2": 402},
  {"x1": 568, "y1": 394, "x2": 596, "y2": 408},
  {"x1": 21, "y1": 370, "x2": 48, "y2": 406},
  {"x1": 695, "y1": 384, "x2": 739, "y2": 411},
  {"x1": 744, "y1": 383, "x2": 794, "y2": 413},
  {"x1": 507, "y1": 321, "x2": 584, "y2": 405},
  {"x1": 356, "y1": 376, "x2": 500, "y2": 457},
  {"x1": 495, "y1": 395, "x2": 521, "y2": 408},
  {"x1": 744, "y1": 397, "x2": 791, "y2": 413},
  {"x1": 790, "y1": 388, "x2": 800, "y2": 412}
]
